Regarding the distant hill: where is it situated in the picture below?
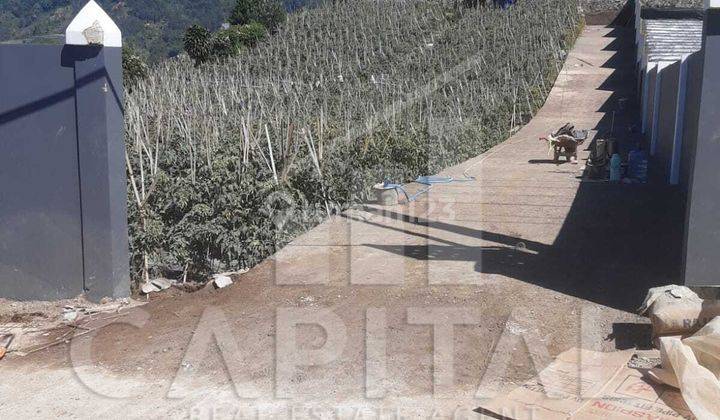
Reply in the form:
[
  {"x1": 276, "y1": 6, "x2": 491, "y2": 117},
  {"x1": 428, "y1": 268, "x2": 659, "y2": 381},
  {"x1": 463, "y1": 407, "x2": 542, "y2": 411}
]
[{"x1": 0, "y1": 0, "x2": 321, "y2": 61}]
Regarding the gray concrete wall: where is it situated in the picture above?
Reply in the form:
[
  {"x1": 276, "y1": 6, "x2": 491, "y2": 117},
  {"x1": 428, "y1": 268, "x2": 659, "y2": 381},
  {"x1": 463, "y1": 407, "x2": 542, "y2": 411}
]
[
  {"x1": 684, "y1": 8, "x2": 720, "y2": 287},
  {"x1": 680, "y1": 51, "x2": 703, "y2": 192},
  {"x1": 0, "y1": 44, "x2": 129, "y2": 300},
  {"x1": 644, "y1": 65, "x2": 658, "y2": 140},
  {"x1": 71, "y1": 46, "x2": 130, "y2": 301},
  {"x1": 653, "y1": 61, "x2": 680, "y2": 183},
  {"x1": 0, "y1": 45, "x2": 85, "y2": 300}
]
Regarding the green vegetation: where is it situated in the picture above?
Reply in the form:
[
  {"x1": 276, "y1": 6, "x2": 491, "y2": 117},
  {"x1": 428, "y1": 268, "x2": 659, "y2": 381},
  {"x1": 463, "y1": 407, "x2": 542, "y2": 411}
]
[
  {"x1": 0, "y1": 0, "x2": 308, "y2": 61},
  {"x1": 125, "y1": 0, "x2": 583, "y2": 284},
  {"x1": 122, "y1": 46, "x2": 149, "y2": 87},
  {"x1": 184, "y1": 21, "x2": 267, "y2": 65},
  {"x1": 212, "y1": 22, "x2": 267, "y2": 57},
  {"x1": 183, "y1": 24, "x2": 213, "y2": 66},
  {"x1": 230, "y1": 0, "x2": 286, "y2": 30},
  {"x1": 183, "y1": 0, "x2": 285, "y2": 65}
]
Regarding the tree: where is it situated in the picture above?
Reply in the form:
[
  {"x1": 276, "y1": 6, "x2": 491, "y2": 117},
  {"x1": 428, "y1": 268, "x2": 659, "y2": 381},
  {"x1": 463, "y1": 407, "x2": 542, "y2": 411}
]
[
  {"x1": 230, "y1": 0, "x2": 286, "y2": 31},
  {"x1": 212, "y1": 22, "x2": 267, "y2": 60},
  {"x1": 235, "y1": 22, "x2": 267, "y2": 47},
  {"x1": 229, "y1": 0, "x2": 257, "y2": 26},
  {"x1": 184, "y1": 24, "x2": 212, "y2": 66},
  {"x1": 259, "y1": 1, "x2": 286, "y2": 31},
  {"x1": 122, "y1": 46, "x2": 149, "y2": 88}
]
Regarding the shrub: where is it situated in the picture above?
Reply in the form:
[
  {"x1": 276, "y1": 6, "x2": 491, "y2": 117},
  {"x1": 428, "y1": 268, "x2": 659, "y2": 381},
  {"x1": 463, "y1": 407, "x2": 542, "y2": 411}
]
[
  {"x1": 235, "y1": 22, "x2": 268, "y2": 47},
  {"x1": 229, "y1": 0, "x2": 257, "y2": 26},
  {"x1": 183, "y1": 24, "x2": 212, "y2": 66},
  {"x1": 122, "y1": 46, "x2": 149, "y2": 88},
  {"x1": 212, "y1": 22, "x2": 267, "y2": 58},
  {"x1": 257, "y1": 1, "x2": 287, "y2": 31},
  {"x1": 230, "y1": 0, "x2": 286, "y2": 31},
  {"x1": 211, "y1": 29, "x2": 237, "y2": 59}
]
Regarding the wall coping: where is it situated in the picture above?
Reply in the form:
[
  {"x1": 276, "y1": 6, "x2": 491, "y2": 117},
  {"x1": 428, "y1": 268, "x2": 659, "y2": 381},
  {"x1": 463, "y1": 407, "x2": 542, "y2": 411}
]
[{"x1": 66, "y1": 0, "x2": 122, "y2": 47}]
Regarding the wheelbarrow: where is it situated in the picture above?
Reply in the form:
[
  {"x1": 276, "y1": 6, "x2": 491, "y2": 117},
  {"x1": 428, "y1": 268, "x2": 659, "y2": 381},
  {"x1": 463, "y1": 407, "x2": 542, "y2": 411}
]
[{"x1": 539, "y1": 123, "x2": 588, "y2": 164}]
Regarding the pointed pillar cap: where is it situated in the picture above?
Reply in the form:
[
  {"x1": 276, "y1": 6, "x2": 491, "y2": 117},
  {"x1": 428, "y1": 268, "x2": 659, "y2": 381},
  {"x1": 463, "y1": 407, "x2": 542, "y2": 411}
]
[{"x1": 65, "y1": 1, "x2": 122, "y2": 47}]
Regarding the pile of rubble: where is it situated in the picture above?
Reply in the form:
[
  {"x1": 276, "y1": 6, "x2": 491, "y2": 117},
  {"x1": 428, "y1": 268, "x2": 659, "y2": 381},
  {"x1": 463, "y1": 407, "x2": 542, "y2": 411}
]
[
  {"x1": 139, "y1": 270, "x2": 247, "y2": 296},
  {"x1": 0, "y1": 296, "x2": 141, "y2": 360}
]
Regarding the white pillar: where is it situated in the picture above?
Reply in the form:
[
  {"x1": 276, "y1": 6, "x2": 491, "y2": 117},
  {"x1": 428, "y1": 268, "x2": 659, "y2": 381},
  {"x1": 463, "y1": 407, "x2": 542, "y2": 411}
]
[
  {"x1": 65, "y1": 0, "x2": 122, "y2": 47},
  {"x1": 64, "y1": 0, "x2": 129, "y2": 300}
]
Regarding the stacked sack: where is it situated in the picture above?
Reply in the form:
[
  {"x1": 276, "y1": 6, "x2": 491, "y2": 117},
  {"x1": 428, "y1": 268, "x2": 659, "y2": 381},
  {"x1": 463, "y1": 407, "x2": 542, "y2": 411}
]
[{"x1": 639, "y1": 285, "x2": 720, "y2": 418}]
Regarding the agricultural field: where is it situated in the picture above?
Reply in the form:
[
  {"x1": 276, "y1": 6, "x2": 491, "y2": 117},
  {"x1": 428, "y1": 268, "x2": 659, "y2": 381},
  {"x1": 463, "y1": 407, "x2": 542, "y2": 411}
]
[{"x1": 125, "y1": 0, "x2": 583, "y2": 285}]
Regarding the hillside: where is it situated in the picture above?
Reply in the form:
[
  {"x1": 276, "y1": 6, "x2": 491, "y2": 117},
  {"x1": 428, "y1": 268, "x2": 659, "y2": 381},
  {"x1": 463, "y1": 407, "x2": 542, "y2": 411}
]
[
  {"x1": 124, "y1": 0, "x2": 582, "y2": 282},
  {"x1": 0, "y1": 0, "x2": 318, "y2": 60}
]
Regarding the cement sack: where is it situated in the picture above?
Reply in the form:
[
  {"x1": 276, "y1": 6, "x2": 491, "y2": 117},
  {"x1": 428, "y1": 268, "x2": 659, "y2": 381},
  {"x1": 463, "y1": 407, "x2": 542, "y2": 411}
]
[
  {"x1": 639, "y1": 284, "x2": 720, "y2": 337},
  {"x1": 648, "y1": 317, "x2": 720, "y2": 419},
  {"x1": 476, "y1": 348, "x2": 693, "y2": 419}
]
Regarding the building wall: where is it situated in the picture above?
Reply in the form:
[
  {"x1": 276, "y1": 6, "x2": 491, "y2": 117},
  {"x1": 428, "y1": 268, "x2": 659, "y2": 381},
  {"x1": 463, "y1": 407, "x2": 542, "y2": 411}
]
[
  {"x1": 684, "y1": 8, "x2": 720, "y2": 287},
  {"x1": 0, "y1": 45, "x2": 85, "y2": 300},
  {"x1": 633, "y1": 8, "x2": 720, "y2": 286},
  {"x1": 0, "y1": 44, "x2": 129, "y2": 301},
  {"x1": 680, "y1": 50, "x2": 703, "y2": 192},
  {"x1": 653, "y1": 61, "x2": 680, "y2": 183},
  {"x1": 645, "y1": 65, "x2": 659, "y2": 139}
]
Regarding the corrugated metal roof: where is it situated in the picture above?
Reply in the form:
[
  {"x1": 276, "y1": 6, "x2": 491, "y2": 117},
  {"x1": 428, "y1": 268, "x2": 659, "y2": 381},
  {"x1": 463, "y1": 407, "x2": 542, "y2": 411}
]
[
  {"x1": 643, "y1": 19, "x2": 702, "y2": 62},
  {"x1": 642, "y1": 0, "x2": 702, "y2": 8}
]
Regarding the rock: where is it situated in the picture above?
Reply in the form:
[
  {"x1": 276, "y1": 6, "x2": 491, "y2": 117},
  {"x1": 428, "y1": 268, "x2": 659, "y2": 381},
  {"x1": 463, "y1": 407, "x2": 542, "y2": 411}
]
[
  {"x1": 141, "y1": 282, "x2": 161, "y2": 295},
  {"x1": 628, "y1": 354, "x2": 661, "y2": 370},
  {"x1": 82, "y1": 20, "x2": 104, "y2": 45},
  {"x1": 140, "y1": 278, "x2": 175, "y2": 295},
  {"x1": 63, "y1": 310, "x2": 78, "y2": 322},
  {"x1": 150, "y1": 278, "x2": 174, "y2": 291},
  {"x1": 213, "y1": 275, "x2": 233, "y2": 289}
]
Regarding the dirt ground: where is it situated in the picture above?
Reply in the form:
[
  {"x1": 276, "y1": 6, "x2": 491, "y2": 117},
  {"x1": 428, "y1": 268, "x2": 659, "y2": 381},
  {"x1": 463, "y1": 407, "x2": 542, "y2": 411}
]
[{"x1": 0, "y1": 26, "x2": 683, "y2": 419}]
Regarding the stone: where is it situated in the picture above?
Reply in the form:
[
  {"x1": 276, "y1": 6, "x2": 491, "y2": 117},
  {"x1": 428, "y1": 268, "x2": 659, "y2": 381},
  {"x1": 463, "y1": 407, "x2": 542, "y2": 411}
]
[
  {"x1": 82, "y1": 20, "x2": 104, "y2": 45},
  {"x1": 63, "y1": 310, "x2": 78, "y2": 322},
  {"x1": 213, "y1": 275, "x2": 233, "y2": 289},
  {"x1": 141, "y1": 282, "x2": 161, "y2": 295},
  {"x1": 65, "y1": 1, "x2": 122, "y2": 47},
  {"x1": 150, "y1": 278, "x2": 174, "y2": 291}
]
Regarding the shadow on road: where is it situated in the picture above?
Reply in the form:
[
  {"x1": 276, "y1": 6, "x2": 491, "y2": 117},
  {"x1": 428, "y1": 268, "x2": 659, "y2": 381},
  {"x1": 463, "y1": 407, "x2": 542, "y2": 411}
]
[{"x1": 354, "y1": 26, "x2": 685, "y2": 313}]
